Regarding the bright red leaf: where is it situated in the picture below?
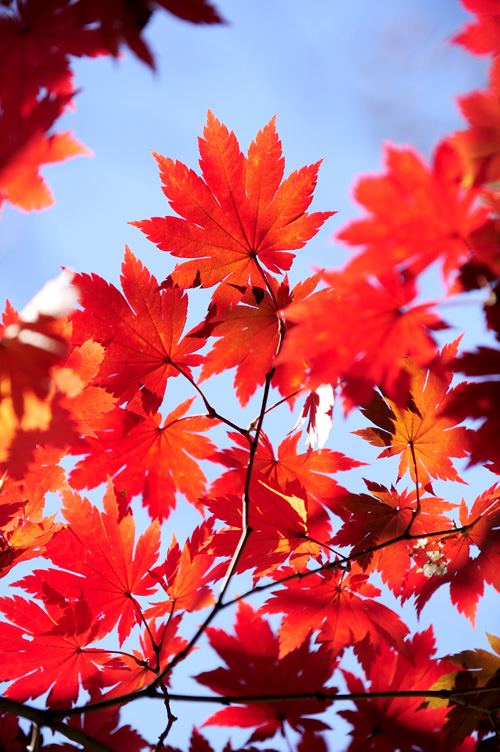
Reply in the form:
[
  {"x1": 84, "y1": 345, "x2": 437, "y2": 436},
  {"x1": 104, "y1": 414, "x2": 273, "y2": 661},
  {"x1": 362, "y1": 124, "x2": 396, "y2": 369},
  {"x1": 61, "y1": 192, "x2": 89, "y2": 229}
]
[
  {"x1": 69, "y1": 398, "x2": 217, "y2": 519},
  {"x1": 263, "y1": 564, "x2": 410, "y2": 664},
  {"x1": 210, "y1": 430, "x2": 360, "y2": 510},
  {"x1": 199, "y1": 274, "x2": 320, "y2": 405},
  {"x1": 72, "y1": 247, "x2": 205, "y2": 404},
  {"x1": 133, "y1": 112, "x2": 333, "y2": 309},
  {"x1": 0, "y1": 592, "x2": 110, "y2": 708},
  {"x1": 336, "y1": 140, "x2": 489, "y2": 285},
  {"x1": 16, "y1": 481, "x2": 160, "y2": 643},
  {"x1": 339, "y1": 628, "x2": 464, "y2": 751},
  {"x1": 279, "y1": 270, "x2": 446, "y2": 408}
]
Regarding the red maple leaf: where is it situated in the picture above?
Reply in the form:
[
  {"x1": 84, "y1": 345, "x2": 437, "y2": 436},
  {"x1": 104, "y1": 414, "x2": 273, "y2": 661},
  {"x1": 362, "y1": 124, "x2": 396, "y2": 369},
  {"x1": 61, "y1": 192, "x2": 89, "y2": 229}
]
[
  {"x1": 0, "y1": 0, "x2": 104, "y2": 110},
  {"x1": 453, "y1": 0, "x2": 500, "y2": 57},
  {"x1": 263, "y1": 564, "x2": 410, "y2": 664},
  {"x1": 133, "y1": 112, "x2": 334, "y2": 309},
  {"x1": 0, "y1": 94, "x2": 92, "y2": 213},
  {"x1": 210, "y1": 430, "x2": 359, "y2": 509},
  {"x1": 0, "y1": 592, "x2": 110, "y2": 708},
  {"x1": 73, "y1": 0, "x2": 224, "y2": 67},
  {"x1": 199, "y1": 274, "x2": 321, "y2": 406},
  {"x1": 69, "y1": 398, "x2": 216, "y2": 519},
  {"x1": 332, "y1": 480, "x2": 457, "y2": 596},
  {"x1": 204, "y1": 473, "x2": 329, "y2": 578},
  {"x1": 279, "y1": 270, "x2": 446, "y2": 408},
  {"x1": 336, "y1": 140, "x2": 489, "y2": 285},
  {"x1": 339, "y1": 627, "x2": 463, "y2": 751},
  {"x1": 72, "y1": 247, "x2": 205, "y2": 404},
  {"x1": 452, "y1": 63, "x2": 500, "y2": 186},
  {"x1": 331, "y1": 480, "x2": 457, "y2": 595},
  {"x1": 195, "y1": 602, "x2": 335, "y2": 743},
  {"x1": 16, "y1": 481, "x2": 160, "y2": 643},
  {"x1": 146, "y1": 521, "x2": 216, "y2": 618}
]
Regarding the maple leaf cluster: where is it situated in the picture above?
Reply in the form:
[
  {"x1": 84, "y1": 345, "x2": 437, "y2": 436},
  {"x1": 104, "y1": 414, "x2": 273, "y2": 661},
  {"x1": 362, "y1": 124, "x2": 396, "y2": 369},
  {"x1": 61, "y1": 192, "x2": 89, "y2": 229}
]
[{"x1": 2, "y1": 1, "x2": 500, "y2": 752}]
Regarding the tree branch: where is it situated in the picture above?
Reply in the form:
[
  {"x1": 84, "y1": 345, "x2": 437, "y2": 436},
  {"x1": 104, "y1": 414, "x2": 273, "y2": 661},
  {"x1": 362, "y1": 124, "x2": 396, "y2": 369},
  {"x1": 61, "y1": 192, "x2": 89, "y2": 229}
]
[{"x1": 0, "y1": 697, "x2": 116, "y2": 752}]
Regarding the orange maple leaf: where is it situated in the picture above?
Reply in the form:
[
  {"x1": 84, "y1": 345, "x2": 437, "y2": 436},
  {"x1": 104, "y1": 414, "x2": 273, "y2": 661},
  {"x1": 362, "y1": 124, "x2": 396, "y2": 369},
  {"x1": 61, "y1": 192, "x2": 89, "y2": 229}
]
[{"x1": 354, "y1": 341, "x2": 471, "y2": 489}]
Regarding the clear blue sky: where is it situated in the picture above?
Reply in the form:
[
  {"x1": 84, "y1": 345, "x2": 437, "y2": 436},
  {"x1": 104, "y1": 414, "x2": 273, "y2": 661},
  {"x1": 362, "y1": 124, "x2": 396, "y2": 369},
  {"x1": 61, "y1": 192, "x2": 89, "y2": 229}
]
[{"x1": 0, "y1": 2, "x2": 497, "y2": 750}]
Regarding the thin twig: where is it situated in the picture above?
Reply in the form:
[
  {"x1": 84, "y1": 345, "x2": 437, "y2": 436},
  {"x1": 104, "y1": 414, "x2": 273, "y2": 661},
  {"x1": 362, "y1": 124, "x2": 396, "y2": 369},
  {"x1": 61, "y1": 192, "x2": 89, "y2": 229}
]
[
  {"x1": 154, "y1": 683, "x2": 178, "y2": 750},
  {"x1": 43, "y1": 682, "x2": 500, "y2": 712},
  {"x1": 172, "y1": 361, "x2": 250, "y2": 438}
]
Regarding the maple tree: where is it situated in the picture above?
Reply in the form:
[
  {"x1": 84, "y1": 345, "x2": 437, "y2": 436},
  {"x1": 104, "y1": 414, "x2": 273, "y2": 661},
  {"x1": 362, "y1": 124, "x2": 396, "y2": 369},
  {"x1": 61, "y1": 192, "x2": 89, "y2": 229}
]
[{"x1": 2, "y1": 1, "x2": 500, "y2": 751}]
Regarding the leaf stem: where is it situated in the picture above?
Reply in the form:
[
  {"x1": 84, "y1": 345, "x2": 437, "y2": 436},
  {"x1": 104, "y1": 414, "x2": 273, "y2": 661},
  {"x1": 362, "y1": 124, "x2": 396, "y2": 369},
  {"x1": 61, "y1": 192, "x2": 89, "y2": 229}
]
[{"x1": 247, "y1": 389, "x2": 302, "y2": 431}]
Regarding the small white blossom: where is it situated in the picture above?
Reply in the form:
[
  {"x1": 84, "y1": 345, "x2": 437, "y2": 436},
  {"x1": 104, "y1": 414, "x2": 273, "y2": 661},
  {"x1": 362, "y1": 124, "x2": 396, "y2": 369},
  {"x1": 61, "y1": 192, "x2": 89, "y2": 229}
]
[{"x1": 413, "y1": 538, "x2": 428, "y2": 550}]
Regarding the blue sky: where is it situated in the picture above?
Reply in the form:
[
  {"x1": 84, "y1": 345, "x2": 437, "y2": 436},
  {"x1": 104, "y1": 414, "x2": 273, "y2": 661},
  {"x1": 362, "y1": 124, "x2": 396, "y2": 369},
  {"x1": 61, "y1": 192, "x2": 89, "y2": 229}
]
[{"x1": 1, "y1": 1, "x2": 498, "y2": 750}]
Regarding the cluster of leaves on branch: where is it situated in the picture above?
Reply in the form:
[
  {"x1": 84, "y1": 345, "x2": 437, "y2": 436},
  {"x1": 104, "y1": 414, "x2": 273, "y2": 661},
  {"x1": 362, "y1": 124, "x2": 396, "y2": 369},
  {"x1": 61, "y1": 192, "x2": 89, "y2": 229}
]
[{"x1": 2, "y1": 0, "x2": 500, "y2": 751}]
